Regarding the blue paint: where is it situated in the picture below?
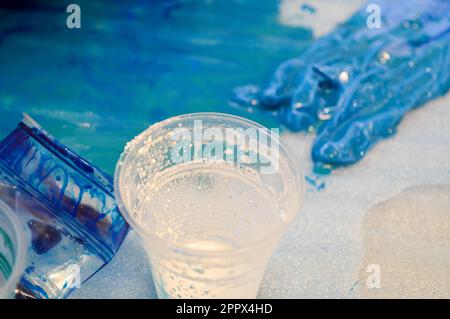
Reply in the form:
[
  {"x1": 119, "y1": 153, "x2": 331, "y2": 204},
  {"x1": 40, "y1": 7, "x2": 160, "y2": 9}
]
[
  {"x1": 25, "y1": 265, "x2": 35, "y2": 274},
  {"x1": 305, "y1": 175, "x2": 326, "y2": 192},
  {"x1": 233, "y1": 0, "x2": 450, "y2": 170}
]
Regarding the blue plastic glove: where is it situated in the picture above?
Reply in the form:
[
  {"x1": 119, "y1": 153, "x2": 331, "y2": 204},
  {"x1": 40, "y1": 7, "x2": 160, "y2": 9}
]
[{"x1": 232, "y1": 0, "x2": 450, "y2": 169}]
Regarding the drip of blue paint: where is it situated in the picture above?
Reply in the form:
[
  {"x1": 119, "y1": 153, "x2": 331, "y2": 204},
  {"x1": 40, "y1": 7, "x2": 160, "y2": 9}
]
[
  {"x1": 232, "y1": 0, "x2": 450, "y2": 170},
  {"x1": 305, "y1": 175, "x2": 326, "y2": 192}
]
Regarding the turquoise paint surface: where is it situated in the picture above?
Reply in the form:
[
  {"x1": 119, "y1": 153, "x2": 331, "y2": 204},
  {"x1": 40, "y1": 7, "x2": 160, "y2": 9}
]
[{"x1": 0, "y1": 0, "x2": 312, "y2": 174}]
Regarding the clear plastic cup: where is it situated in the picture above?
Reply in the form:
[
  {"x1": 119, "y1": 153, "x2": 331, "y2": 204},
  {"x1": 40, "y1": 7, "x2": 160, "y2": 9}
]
[
  {"x1": 115, "y1": 113, "x2": 304, "y2": 299},
  {"x1": 0, "y1": 200, "x2": 27, "y2": 299}
]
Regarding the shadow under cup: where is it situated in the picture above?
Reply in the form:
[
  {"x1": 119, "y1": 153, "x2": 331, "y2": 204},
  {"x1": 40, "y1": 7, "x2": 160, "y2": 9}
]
[
  {"x1": 115, "y1": 113, "x2": 304, "y2": 298},
  {"x1": 0, "y1": 201, "x2": 26, "y2": 299}
]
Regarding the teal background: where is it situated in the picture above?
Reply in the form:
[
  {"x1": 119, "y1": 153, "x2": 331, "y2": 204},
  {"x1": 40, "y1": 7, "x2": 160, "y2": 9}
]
[{"x1": 0, "y1": 0, "x2": 311, "y2": 174}]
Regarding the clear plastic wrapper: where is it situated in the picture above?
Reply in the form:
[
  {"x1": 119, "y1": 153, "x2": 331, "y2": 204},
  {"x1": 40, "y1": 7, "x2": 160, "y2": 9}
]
[{"x1": 0, "y1": 115, "x2": 129, "y2": 298}]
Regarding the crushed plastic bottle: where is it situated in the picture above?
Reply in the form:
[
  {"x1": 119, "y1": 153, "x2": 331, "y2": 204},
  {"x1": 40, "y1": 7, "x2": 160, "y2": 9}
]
[{"x1": 0, "y1": 114, "x2": 129, "y2": 298}]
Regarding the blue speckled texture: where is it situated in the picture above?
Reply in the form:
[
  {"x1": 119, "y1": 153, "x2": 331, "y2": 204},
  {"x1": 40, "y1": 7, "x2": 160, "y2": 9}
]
[
  {"x1": 233, "y1": 0, "x2": 450, "y2": 169},
  {"x1": 0, "y1": 116, "x2": 128, "y2": 298}
]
